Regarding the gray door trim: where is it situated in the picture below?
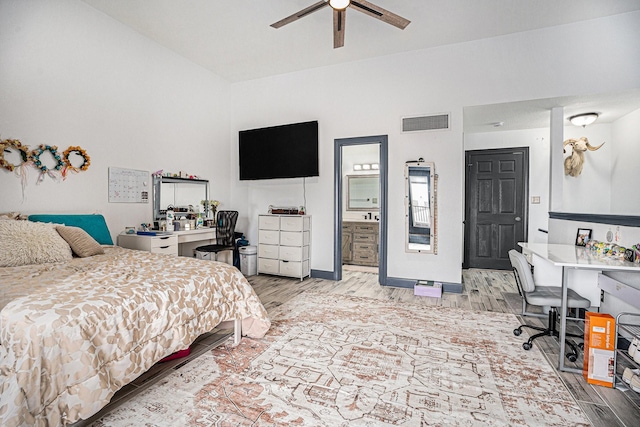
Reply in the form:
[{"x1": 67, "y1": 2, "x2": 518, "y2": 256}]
[{"x1": 333, "y1": 135, "x2": 388, "y2": 284}]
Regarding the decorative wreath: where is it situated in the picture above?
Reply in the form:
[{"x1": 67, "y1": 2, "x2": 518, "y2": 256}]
[
  {"x1": 63, "y1": 146, "x2": 91, "y2": 172},
  {"x1": 31, "y1": 144, "x2": 65, "y2": 172},
  {"x1": 0, "y1": 139, "x2": 31, "y2": 172}
]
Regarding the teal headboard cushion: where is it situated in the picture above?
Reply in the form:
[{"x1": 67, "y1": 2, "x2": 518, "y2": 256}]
[{"x1": 28, "y1": 214, "x2": 113, "y2": 245}]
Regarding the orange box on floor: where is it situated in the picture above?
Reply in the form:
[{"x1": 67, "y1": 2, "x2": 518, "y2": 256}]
[{"x1": 583, "y1": 312, "x2": 615, "y2": 387}]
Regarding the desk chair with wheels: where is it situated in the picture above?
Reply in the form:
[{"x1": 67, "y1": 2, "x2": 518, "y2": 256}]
[
  {"x1": 508, "y1": 249, "x2": 591, "y2": 362},
  {"x1": 195, "y1": 211, "x2": 238, "y2": 264}
]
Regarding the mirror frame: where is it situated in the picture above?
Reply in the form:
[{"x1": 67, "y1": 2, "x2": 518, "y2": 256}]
[
  {"x1": 405, "y1": 161, "x2": 437, "y2": 254},
  {"x1": 346, "y1": 174, "x2": 380, "y2": 211},
  {"x1": 152, "y1": 175, "x2": 209, "y2": 221}
]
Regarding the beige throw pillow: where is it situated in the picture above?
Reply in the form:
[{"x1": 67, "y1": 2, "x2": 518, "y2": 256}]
[
  {"x1": 0, "y1": 221, "x2": 73, "y2": 267},
  {"x1": 56, "y1": 225, "x2": 105, "y2": 257}
]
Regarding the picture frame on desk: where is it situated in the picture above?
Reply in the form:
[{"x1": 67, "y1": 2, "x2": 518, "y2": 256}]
[{"x1": 575, "y1": 228, "x2": 592, "y2": 246}]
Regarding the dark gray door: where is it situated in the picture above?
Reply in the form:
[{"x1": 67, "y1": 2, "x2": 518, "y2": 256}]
[{"x1": 464, "y1": 147, "x2": 528, "y2": 270}]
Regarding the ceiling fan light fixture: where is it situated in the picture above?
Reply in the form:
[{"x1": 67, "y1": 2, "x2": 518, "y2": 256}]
[
  {"x1": 329, "y1": 0, "x2": 350, "y2": 10},
  {"x1": 569, "y1": 112, "x2": 599, "y2": 127}
]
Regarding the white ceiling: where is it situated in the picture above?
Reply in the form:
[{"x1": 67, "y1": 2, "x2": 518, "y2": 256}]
[
  {"x1": 82, "y1": 0, "x2": 640, "y2": 82},
  {"x1": 463, "y1": 89, "x2": 640, "y2": 133},
  {"x1": 81, "y1": 0, "x2": 640, "y2": 130}
]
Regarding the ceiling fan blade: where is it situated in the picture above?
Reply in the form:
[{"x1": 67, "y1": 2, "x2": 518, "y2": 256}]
[
  {"x1": 333, "y1": 9, "x2": 346, "y2": 48},
  {"x1": 349, "y1": 0, "x2": 410, "y2": 30},
  {"x1": 271, "y1": 1, "x2": 330, "y2": 29}
]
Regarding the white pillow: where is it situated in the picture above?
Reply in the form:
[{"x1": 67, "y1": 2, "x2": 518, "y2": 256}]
[{"x1": 0, "y1": 220, "x2": 73, "y2": 267}]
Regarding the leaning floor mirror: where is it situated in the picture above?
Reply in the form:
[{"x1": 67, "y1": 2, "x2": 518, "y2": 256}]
[{"x1": 405, "y1": 160, "x2": 437, "y2": 254}]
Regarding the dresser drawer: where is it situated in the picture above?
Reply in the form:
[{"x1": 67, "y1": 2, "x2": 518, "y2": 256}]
[
  {"x1": 258, "y1": 244, "x2": 279, "y2": 259},
  {"x1": 151, "y1": 244, "x2": 178, "y2": 256},
  {"x1": 258, "y1": 257, "x2": 280, "y2": 274},
  {"x1": 354, "y1": 242, "x2": 376, "y2": 255},
  {"x1": 279, "y1": 260, "x2": 309, "y2": 277},
  {"x1": 258, "y1": 230, "x2": 280, "y2": 245},
  {"x1": 118, "y1": 234, "x2": 178, "y2": 256},
  {"x1": 352, "y1": 252, "x2": 376, "y2": 264},
  {"x1": 279, "y1": 245, "x2": 309, "y2": 262},
  {"x1": 354, "y1": 223, "x2": 378, "y2": 233},
  {"x1": 280, "y1": 231, "x2": 309, "y2": 247},
  {"x1": 259, "y1": 215, "x2": 280, "y2": 230},
  {"x1": 280, "y1": 216, "x2": 307, "y2": 232},
  {"x1": 353, "y1": 232, "x2": 376, "y2": 243},
  {"x1": 150, "y1": 235, "x2": 178, "y2": 248}
]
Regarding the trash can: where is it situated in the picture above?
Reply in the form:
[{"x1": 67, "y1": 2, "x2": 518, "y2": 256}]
[{"x1": 239, "y1": 246, "x2": 257, "y2": 276}]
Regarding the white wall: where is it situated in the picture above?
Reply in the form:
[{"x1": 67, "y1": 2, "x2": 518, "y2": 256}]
[
  {"x1": 562, "y1": 123, "x2": 612, "y2": 214},
  {"x1": 2, "y1": 1, "x2": 640, "y2": 286},
  {"x1": 611, "y1": 107, "x2": 640, "y2": 214},
  {"x1": 0, "y1": 0, "x2": 231, "y2": 242},
  {"x1": 230, "y1": 11, "x2": 640, "y2": 284}
]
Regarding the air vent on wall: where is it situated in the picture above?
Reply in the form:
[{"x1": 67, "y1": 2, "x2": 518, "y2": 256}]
[{"x1": 402, "y1": 113, "x2": 450, "y2": 132}]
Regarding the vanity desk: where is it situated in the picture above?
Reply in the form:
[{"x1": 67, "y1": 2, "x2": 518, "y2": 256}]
[
  {"x1": 342, "y1": 220, "x2": 379, "y2": 267},
  {"x1": 118, "y1": 228, "x2": 216, "y2": 258},
  {"x1": 519, "y1": 242, "x2": 640, "y2": 373}
]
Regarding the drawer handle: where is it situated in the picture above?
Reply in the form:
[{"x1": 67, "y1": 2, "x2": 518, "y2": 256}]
[
  {"x1": 160, "y1": 236, "x2": 170, "y2": 240},
  {"x1": 160, "y1": 246, "x2": 170, "y2": 249},
  {"x1": 282, "y1": 260, "x2": 289, "y2": 263}
]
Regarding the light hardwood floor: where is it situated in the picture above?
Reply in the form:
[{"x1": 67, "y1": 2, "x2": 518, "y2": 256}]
[
  {"x1": 80, "y1": 268, "x2": 640, "y2": 426},
  {"x1": 247, "y1": 268, "x2": 640, "y2": 427}
]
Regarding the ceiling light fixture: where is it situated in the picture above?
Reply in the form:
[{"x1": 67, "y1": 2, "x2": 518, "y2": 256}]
[
  {"x1": 329, "y1": 0, "x2": 351, "y2": 10},
  {"x1": 569, "y1": 112, "x2": 599, "y2": 128}
]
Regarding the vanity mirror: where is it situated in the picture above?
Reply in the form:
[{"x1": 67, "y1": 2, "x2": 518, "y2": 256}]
[
  {"x1": 152, "y1": 175, "x2": 209, "y2": 221},
  {"x1": 405, "y1": 161, "x2": 437, "y2": 254},
  {"x1": 347, "y1": 174, "x2": 380, "y2": 211}
]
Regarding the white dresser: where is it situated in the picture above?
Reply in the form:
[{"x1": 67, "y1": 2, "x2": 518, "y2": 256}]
[
  {"x1": 118, "y1": 233, "x2": 179, "y2": 256},
  {"x1": 258, "y1": 214, "x2": 310, "y2": 281}
]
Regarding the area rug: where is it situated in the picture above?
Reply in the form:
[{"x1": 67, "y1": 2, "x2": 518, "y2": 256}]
[{"x1": 92, "y1": 292, "x2": 590, "y2": 426}]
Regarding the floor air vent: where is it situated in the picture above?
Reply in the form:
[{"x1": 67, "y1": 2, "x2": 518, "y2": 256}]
[{"x1": 402, "y1": 114, "x2": 450, "y2": 132}]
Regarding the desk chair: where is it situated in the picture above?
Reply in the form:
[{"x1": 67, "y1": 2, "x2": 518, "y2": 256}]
[
  {"x1": 195, "y1": 211, "x2": 238, "y2": 264},
  {"x1": 508, "y1": 249, "x2": 591, "y2": 362}
]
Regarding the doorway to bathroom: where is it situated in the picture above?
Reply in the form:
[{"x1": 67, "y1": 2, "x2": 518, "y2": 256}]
[{"x1": 334, "y1": 135, "x2": 388, "y2": 284}]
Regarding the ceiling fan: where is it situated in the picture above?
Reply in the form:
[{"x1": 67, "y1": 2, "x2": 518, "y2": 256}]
[{"x1": 271, "y1": 0, "x2": 411, "y2": 48}]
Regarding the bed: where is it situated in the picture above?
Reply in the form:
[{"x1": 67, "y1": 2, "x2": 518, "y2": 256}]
[{"x1": 0, "y1": 214, "x2": 270, "y2": 426}]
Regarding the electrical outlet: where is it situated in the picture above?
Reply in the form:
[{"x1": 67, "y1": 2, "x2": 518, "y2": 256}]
[{"x1": 531, "y1": 196, "x2": 541, "y2": 204}]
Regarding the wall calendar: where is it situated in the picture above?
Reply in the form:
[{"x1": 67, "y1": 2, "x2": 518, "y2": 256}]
[{"x1": 108, "y1": 167, "x2": 149, "y2": 203}]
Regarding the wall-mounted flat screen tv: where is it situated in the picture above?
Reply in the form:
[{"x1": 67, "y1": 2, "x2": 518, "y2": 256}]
[{"x1": 239, "y1": 120, "x2": 319, "y2": 180}]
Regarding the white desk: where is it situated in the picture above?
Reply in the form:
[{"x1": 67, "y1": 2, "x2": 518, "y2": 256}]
[
  {"x1": 119, "y1": 228, "x2": 216, "y2": 258},
  {"x1": 519, "y1": 243, "x2": 640, "y2": 373}
]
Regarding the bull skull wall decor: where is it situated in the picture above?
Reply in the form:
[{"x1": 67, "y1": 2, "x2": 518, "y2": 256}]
[{"x1": 563, "y1": 137, "x2": 605, "y2": 177}]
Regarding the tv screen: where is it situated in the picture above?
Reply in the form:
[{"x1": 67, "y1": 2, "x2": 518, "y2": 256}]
[{"x1": 239, "y1": 120, "x2": 319, "y2": 180}]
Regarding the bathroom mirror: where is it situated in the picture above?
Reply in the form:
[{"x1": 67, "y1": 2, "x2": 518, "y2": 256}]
[
  {"x1": 405, "y1": 161, "x2": 437, "y2": 254},
  {"x1": 347, "y1": 174, "x2": 380, "y2": 211},
  {"x1": 152, "y1": 176, "x2": 209, "y2": 220}
]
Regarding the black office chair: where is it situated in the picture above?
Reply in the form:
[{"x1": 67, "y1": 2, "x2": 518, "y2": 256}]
[
  {"x1": 508, "y1": 249, "x2": 591, "y2": 362},
  {"x1": 195, "y1": 211, "x2": 238, "y2": 263}
]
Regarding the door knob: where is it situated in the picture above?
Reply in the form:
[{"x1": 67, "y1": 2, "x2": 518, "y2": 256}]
[{"x1": 515, "y1": 217, "x2": 521, "y2": 221}]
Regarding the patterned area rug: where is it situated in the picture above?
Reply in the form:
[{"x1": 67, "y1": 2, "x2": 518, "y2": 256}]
[{"x1": 92, "y1": 292, "x2": 590, "y2": 426}]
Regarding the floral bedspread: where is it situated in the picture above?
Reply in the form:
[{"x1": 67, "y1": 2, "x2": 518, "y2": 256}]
[{"x1": 0, "y1": 246, "x2": 270, "y2": 426}]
